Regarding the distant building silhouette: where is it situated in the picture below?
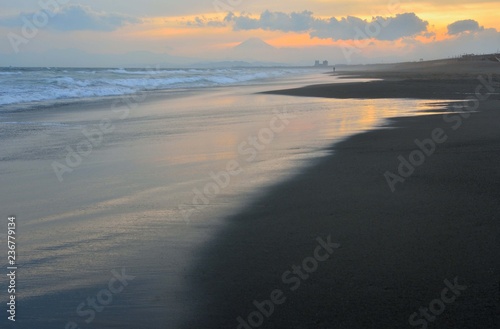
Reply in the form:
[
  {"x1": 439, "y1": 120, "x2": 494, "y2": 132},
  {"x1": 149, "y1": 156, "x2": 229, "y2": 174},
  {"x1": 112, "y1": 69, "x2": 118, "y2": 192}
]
[{"x1": 314, "y1": 60, "x2": 329, "y2": 67}]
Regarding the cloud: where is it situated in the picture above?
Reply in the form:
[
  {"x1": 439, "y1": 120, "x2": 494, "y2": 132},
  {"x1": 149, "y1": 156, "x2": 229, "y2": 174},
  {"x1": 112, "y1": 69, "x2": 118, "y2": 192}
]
[
  {"x1": 224, "y1": 10, "x2": 317, "y2": 33},
  {"x1": 252, "y1": 10, "x2": 315, "y2": 32},
  {"x1": 186, "y1": 16, "x2": 226, "y2": 27},
  {"x1": 0, "y1": 5, "x2": 141, "y2": 31},
  {"x1": 410, "y1": 27, "x2": 500, "y2": 61},
  {"x1": 220, "y1": 11, "x2": 428, "y2": 41},
  {"x1": 447, "y1": 19, "x2": 484, "y2": 35}
]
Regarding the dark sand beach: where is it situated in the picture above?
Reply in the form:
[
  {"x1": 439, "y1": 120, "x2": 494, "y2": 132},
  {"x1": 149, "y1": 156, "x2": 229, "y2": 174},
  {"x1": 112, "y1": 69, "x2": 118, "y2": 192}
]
[
  {"x1": 2, "y1": 61, "x2": 499, "y2": 329},
  {"x1": 185, "y1": 62, "x2": 500, "y2": 328}
]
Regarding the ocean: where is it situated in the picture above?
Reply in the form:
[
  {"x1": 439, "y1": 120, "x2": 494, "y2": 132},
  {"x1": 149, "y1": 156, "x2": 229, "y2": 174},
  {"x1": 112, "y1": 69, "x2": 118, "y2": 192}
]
[
  {"x1": 0, "y1": 66, "x2": 315, "y2": 108},
  {"x1": 0, "y1": 67, "x2": 449, "y2": 328}
]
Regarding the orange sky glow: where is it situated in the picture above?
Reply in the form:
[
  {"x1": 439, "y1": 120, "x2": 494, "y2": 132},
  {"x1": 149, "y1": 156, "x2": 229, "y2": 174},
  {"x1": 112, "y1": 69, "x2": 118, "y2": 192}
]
[
  {"x1": 139, "y1": 4, "x2": 499, "y2": 50},
  {"x1": 1, "y1": 0, "x2": 498, "y2": 65}
]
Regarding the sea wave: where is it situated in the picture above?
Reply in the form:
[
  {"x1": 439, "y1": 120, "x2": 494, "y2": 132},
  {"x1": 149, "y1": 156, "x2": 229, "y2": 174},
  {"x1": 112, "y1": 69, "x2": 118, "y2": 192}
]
[
  {"x1": 0, "y1": 71, "x2": 22, "y2": 75},
  {"x1": 0, "y1": 67, "x2": 313, "y2": 107}
]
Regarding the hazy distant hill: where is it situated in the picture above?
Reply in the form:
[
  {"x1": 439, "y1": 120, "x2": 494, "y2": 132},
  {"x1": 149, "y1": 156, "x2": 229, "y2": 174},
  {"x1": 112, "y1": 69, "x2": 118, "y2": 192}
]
[
  {"x1": 233, "y1": 38, "x2": 276, "y2": 51},
  {"x1": 228, "y1": 38, "x2": 279, "y2": 62},
  {"x1": 335, "y1": 53, "x2": 500, "y2": 75}
]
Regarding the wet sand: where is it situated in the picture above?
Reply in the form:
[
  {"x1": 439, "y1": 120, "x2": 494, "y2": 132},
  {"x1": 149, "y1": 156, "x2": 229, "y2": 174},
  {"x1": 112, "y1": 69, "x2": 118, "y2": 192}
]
[
  {"x1": 2, "y1": 77, "x2": 431, "y2": 329},
  {"x1": 186, "y1": 64, "x2": 500, "y2": 328}
]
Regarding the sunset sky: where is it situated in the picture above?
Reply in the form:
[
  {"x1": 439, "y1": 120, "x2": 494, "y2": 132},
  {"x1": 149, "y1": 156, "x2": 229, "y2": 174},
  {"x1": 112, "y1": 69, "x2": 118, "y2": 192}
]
[{"x1": 1, "y1": 0, "x2": 499, "y2": 66}]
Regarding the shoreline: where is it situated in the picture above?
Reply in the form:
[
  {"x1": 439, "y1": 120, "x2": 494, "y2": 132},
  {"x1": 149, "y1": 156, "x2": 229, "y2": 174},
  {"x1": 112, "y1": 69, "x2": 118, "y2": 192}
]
[
  {"x1": 2, "y1": 75, "x2": 414, "y2": 328},
  {"x1": 2, "y1": 64, "x2": 500, "y2": 328},
  {"x1": 261, "y1": 76, "x2": 500, "y2": 100},
  {"x1": 185, "y1": 70, "x2": 500, "y2": 328}
]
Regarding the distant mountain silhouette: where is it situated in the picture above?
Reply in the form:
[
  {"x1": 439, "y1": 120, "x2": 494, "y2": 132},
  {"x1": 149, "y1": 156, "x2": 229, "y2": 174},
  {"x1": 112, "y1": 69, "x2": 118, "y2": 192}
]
[
  {"x1": 229, "y1": 38, "x2": 278, "y2": 61},
  {"x1": 233, "y1": 38, "x2": 276, "y2": 51}
]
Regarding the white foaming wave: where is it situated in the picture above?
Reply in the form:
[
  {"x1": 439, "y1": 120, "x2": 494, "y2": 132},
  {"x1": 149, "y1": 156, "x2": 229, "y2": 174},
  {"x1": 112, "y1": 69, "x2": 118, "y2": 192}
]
[
  {"x1": 1, "y1": 121, "x2": 70, "y2": 127},
  {"x1": 107, "y1": 76, "x2": 204, "y2": 88},
  {"x1": 204, "y1": 76, "x2": 238, "y2": 84},
  {"x1": 0, "y1": 71, "x2": 22, "y2": 75},
  {"x1": 0, "y1": 68, "x2": 312, "y2": 107},
  {"x1": 203, "y1": 70, "x2": 290, "y2": 84},
  {"x1": 49, "y1": 77, "x2": 97, "y2": 88},
  {"x1": 105, "y1": 68, "x2": 192, "y2": 76},
  {"x1": 0, "y1": 85, "x2": 136, "y2": 106}
]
